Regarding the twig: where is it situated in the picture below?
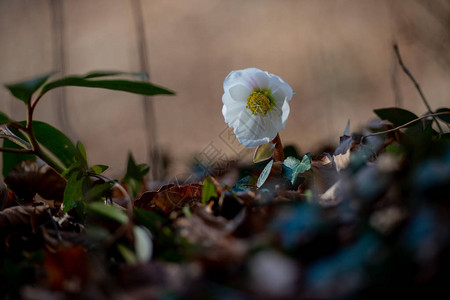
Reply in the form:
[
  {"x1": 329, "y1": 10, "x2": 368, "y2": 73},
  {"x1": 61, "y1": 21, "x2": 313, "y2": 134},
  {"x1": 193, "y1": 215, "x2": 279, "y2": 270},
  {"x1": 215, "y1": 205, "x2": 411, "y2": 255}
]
[
  {"x1": 362, "y1": 111, "x2": 450, "y2": 141},
  {"x1": 272, "y1": 133, "x2": 285, "y2": 162},
  {"x1": 0, "y1": 147, "x2": 33, "y2": 154},
  {"x1": 393, "y1": 44, "x2": 443, "y2": 134}
]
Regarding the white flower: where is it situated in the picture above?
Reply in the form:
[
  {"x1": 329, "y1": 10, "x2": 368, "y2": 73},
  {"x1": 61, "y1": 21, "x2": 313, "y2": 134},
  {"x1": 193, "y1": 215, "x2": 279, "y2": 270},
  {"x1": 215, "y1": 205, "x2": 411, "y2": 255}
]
[{"x1": 222, "y1": 68, "x2": 293, "y2": 147}]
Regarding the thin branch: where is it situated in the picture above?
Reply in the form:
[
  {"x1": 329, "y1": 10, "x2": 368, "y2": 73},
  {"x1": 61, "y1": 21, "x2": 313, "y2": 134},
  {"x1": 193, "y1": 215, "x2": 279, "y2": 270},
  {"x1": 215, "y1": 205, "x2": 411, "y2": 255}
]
[
  {"x1": 362, "y1": 111, "x2": 450, "y2": 141},
  {"x1": 0, "y1": 147, "x2": 33, "y2": 154},
  {"x1": 4, "y1": 122, "x2": 27, "y2": 132},
  {"x1": 393, "y1": 44, "x2": 443, "y2": 134}
]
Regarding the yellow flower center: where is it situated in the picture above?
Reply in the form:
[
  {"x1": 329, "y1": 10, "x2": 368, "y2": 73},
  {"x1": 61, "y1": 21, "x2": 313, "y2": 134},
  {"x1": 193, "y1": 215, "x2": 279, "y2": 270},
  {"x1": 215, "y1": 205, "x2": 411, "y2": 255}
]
[{"x1": 246, "y1": 90, "x2": 273, "y2": 117}]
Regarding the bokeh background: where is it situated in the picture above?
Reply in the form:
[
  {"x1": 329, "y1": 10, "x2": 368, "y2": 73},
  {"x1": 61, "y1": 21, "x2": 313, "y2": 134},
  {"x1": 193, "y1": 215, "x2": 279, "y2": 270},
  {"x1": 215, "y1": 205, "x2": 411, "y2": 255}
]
[{"x1": 0, "y1": 0, "x2": 449, "y2": 180}]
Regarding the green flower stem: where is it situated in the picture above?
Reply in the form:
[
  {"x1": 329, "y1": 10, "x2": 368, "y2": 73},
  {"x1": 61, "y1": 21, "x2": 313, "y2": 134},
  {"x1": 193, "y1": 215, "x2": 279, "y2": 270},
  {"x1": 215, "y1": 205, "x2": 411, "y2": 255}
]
[{"x1": 273, "y1": 133, "x2": 285, "y2": 162}]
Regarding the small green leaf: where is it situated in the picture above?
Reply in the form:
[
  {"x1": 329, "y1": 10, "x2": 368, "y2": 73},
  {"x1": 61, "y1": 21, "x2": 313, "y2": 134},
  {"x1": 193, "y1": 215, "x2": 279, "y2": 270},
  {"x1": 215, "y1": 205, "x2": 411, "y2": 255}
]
[
  {"x1": 121, "y1": 153, "x2": 149, "y2": 199},
  {"x1": 84, "y1": 182, "x2": 113, "y2": 202},
  {"x1": 253, "y1": 142, "x2": 275, "y2": 163},
  {"x1": 116, "y1": 244, "x2": 137, "y2": 265},
  {"x1": 283, "y1": 154, "x2": 311, "y2": 185},
  {"x1": 40, "y1": 75, "x2": 174, "y2": 97},
  {"x1": 257, "y1": 160, "x2": 273, "y2": 188},
  {"x1": 232, "y1": 175, "x2": 252, "y2": 192},
  {"x1": 76, "y1": 141, "x2": 88, "y2": 169},
  {"x1": 202, "y1": 176, "x2": 218, "y2": 204},
  {"x1": 134, "y1": 207, "x2": 164, "y2": 232},
  {"x1": 435, "y1": 108, "x2": 450, "y2": 124},
  {"x1": 63, "y1": 171, "x2": 84, "y2": 213},
  {"x1": 89, "y1": 164, "x2": 109, "y2": 175},
  {"x1": 4, "y1": 72, "x2": 53, "y2": 104},
  {"x1": 183, "y1": 205, "x2": 192, "y2": 218},
  {"x1": 374, "y1": 107, "x2": 418, "y2": 127},
  {"x1": 87, "y1": 202, "x2": 129, "y2": 224}
]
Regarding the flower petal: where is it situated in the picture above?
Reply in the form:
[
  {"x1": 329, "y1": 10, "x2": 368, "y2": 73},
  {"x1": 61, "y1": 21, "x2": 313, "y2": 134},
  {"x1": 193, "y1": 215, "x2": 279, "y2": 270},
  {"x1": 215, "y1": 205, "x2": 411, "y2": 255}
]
[
  {"x1": 281, "y1": 101, "x2": 290, "y2": 126},
  {"x1": 234, "y1": 110, "x2": 279, "y2": 147},
  {"x1": 229, "y1": 84, "x2": 252, "y2": 102},
  {"x1": 222, "y1": 93, "x2": 245, "y2": 127},
  {"x1": 248, "y1": 70, "x2": 269, "y2": 89},
  {"x1": 269, "y1": 75, "x2": 293, "y2": 106}
]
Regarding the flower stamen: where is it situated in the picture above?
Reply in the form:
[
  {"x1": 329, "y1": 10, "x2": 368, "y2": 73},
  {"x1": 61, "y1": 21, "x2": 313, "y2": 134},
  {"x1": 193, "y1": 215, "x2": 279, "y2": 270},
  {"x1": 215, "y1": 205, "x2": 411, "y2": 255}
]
[{"x1": 246, "y1": 90, "x2": 273, "y2": 117}]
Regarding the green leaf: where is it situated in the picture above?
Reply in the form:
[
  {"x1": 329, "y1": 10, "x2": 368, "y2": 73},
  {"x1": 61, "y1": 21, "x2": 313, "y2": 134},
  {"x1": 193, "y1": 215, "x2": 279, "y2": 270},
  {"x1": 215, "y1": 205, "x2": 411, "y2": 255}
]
[
  {"x1": 257, "y1": 160, "x2": 273, "y2": 188},
  {"x1": 32, "y1": 121, "x2": 77, "y2": 168},
  {"x1": 283, "y1": 154, "x2": 311, "y2": 185},
  {"x1": 121, "y1": 153, "x2": 150, "y2": 199},
  {"x1": 82, "y1": 70, "x2": 148, "y2": 80},
  {"x1": 62, "y1": 171, "x2": 84, "y2": 213},
  {"x1": 374, "y1": 107, "x2": 419, "y2": 127},
  {"x1": 232, "y1": 175, "x2": 251, "y2": 192},
  {"x1": 87, "y1": 202, "x2": 129, "y2": 224},
  {"x1": 84, "y1": 182, "x2": 113, "y2": 202},
  {"x1": 253, "y1": 142, "x2": 275, "y2": 163},
  {"x1": 89, "y1": 164, "x2": 109, "y2": 175},
  {"x1": 435, "y1": 108, "x2": 450, "y2": 124},
  {"x1": 4, "y1": 72, "x2": 53, "y2": 104},
  {"x1": 116, "y1": 244, "x2": 137, "y2": 265},
  {"x1": 134, "y1": 207, "x2": 165, "y2": 232},
  {"x1": 201, "y1": 176, "x2": 218, "y2": 204},
  {"x1": 0, "y1": 125, "x2": 32, "y2": 149},
  {"x1": 0, "y1": 111, "x2": 13, "y2": 125},
  {"x1": 2, "y1": 128, "x2": 34, "y2": 177},
  {"x1": 76, "y1": 141, "x2": 88, "y2": 170},
  {"x1": 40, "y1": 75, "x2": 174, "y2": 97}
]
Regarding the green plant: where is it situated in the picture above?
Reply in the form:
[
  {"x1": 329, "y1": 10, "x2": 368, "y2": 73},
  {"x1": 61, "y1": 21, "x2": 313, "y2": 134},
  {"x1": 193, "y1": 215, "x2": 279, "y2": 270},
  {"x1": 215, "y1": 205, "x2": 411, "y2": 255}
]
[{"x1": 0, "y1": 71, "x2": 174, "y2": 213}]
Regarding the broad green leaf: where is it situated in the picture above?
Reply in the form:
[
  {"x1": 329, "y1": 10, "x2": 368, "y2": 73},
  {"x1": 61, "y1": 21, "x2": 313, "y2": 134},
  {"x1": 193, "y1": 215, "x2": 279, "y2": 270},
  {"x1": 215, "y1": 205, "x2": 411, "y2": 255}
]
[
  {"x1": 4, "y1": 72, "x2": 53, "y2": 104},
  {"x1": 2, "y1": 140, "x2": 35, "y2": 178},
  {"x1": 257, "y1": 160, "x2": 273, "y2": 188},
  {"x1": 1, "y1": 120, "x2": 77, "y2": 172},
  {"x1": 89, "y1": 164, "x2": 109, "y2": 175},
  {"x1": 202, "y1": 176, "x2": 218, "y2": 204},
  {"x1": 0, "y1": 112, "x2": 13, "y2": 125},
  {"x1": 82, "y1": 71, "x2": 148, "y2": 80},
  {"x1": 2, "y1": 126, "x2": 34, "y2": 177},
  {"x1": 133, "y1": 225, "x2": 153, "y2": 263},
  {"x1": 40, "y1": 75, "x2": 174, "y2": 97},
  {"x1": 32, "y1": 121, "x2": 77, "y2": 168},
  {"x1": 63, "y1": 171, "x2": 84, "y2": 213},
  {"x1": 134, "y1": 207, "x2": 164, "y2": 232},
  {"x1": 435, "y1": 108, "x2": 450, "y2": 124},
  {"x1": 253, "y1": 142, "x2": 275, "y2": 163},
  {"x1": 121, "y1": 153, "x2": 150, "y2": 199},
  {"x1": 283, "y1": 154, "x2": 311, "y2": 185},
  {"x1": 87, "y1": 202, "x2": 129, "y2": 224},
  {"x1": 374, "y1": 107, "x2": 418, "y2": 127}
]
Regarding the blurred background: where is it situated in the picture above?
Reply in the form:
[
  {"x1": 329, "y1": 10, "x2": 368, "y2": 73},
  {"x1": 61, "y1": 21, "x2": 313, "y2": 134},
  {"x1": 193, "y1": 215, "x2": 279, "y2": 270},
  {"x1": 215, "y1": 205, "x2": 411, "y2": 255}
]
[{"x1": 0, "y1": 0, "x2": 449, "y2": 180}]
